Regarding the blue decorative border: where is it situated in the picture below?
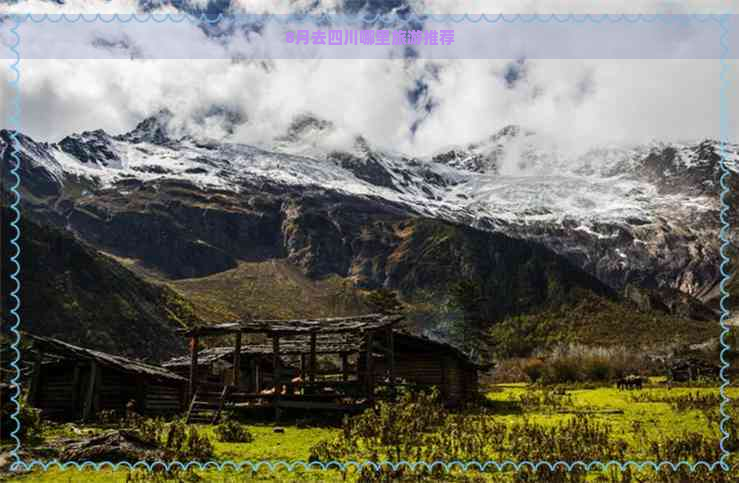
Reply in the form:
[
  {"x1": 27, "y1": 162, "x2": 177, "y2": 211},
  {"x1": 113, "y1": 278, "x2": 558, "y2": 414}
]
[
  {"x1": 6, "y1": 10, "x2": 24, "y2": 475},
  {"x1": 718, "y1": 10, "x2": 733, "y2": 471},
  {"x1": 4, "y1": 11, "x2": 734, "y2": 478}
]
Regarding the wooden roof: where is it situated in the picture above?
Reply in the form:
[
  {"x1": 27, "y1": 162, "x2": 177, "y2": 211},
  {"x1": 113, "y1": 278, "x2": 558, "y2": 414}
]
[
  {"x1": 392, "y1": 330, "x2": 494, "y2": 370},
  {"x1": 164, "y1": 328, "x2": 491, "y2": 370},
  {"x1": 24, "y1": 333, "x2": 186, "y2": 383},
  {"x1": 163, "y1": 333, "x2": 364, "y2": 368},
  {"x1": 179, "y1": 314, "x2": 403, "y2": 337}
]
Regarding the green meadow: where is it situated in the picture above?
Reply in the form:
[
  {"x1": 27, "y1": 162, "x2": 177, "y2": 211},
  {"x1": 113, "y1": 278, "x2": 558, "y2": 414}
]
[{"x1": 5, "y1": 380, "x2": 736, "y2": 482}]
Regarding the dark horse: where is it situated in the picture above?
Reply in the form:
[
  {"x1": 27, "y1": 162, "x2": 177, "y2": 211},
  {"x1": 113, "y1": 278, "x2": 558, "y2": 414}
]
[{"x1": 616, "y1": 375, "x2": 645, "y2": 390}]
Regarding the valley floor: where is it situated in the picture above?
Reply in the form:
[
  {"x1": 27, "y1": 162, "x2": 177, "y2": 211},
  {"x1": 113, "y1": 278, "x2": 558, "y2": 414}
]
[{"x1": 4, "y1": 380, "x2": 737, "y2": 482}]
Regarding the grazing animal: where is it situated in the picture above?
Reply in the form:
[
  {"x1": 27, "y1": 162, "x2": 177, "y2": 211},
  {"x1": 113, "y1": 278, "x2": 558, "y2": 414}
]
[{"x1": 616, "y1": 375, "x2": 645, "y2": 390}]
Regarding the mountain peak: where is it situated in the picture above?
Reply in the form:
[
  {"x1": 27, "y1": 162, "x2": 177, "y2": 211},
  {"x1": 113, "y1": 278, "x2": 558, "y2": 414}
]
[
  {"x1": 118, "y1": 109, "x2": 174, "y2": 145},
  {"x1": 283, "y1": 114, "x2": 334, "y2": 142}
]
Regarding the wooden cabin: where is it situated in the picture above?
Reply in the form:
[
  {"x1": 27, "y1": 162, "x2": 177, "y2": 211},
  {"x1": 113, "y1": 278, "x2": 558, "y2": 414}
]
[
  {"x1": 366, "y1": 331, "x2": 486, "y2": 406},
  {"x1": 177, "y1": 314, "x2": 404, "y2": 422},
  {"x1": 24, "y1": 333, "x2": 186, "y2": 421},
  {"x1": 172, "y1": 314, "x2": 486, "y2": 422}
]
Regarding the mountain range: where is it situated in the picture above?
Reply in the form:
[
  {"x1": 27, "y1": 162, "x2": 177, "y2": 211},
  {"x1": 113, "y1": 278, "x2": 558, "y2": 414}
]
[{"x1": 2, "y1": 113, "x2": 735, "y2": 361}]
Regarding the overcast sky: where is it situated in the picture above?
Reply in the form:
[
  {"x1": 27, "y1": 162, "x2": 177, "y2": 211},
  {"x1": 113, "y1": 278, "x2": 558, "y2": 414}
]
[{"x1": 1, "y1": 0, "x2": 737, "y2": 156}]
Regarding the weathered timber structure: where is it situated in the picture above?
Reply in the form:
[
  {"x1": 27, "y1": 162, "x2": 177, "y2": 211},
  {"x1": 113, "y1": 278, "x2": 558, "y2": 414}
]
[
  {"x1": 24, "y1": 333, "x2": 186, "y2": 421},
  {"x1": 162, "y1": 346, "x2": 299, "y2": 392},
  {"x1": 173, "y1": 314, "x2": 487, "y2": 422},
  {"x1": 372, "y1": 330, "x2": 485, "y2": 405}
]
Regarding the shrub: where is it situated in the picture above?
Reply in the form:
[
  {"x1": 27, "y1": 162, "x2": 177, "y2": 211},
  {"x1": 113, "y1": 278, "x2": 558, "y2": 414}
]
[
  {"x1": 541, "y1": 355, "x2": 581, "y2": 384},
  {"x1": 583, "y1": 356, "x2": 612, "y2": 382},
  {"x1": 96, "y1": 409, "x2": 121, "y2": 425},
  {"x1": 214, "y1": 419, "x2": 253, "y2": 443},
  {"x1": 489, "y1": 357, "x2": 545, "y2": 383},
  {"x1": 535, "y1": 344, "x2": 651, "y2": 384},
  {"x1": 129, "y1": 417, "x2": 213, "y2": 461},
  {"x1": 521, "y1": 358, "x2": 545, "y2": 382}
]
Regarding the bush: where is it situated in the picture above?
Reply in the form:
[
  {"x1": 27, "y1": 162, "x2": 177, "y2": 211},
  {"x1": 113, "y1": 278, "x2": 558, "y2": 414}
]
[
  {"x1": 129, "y1": 417, "x2": 213, "y2": 461},
  {"x1": 522, "y1": 358, "x2": 545, "y2": 382},
  {"x1": 214, "y1": 419, "x2": 253, "y2": 443},
  {"x1": 583, "y1": 356, "x2": 612, "y2": 382},
  {"x1": 536, "y1": 344, "x2": 650, "y2": 385},
  {"x1": 489, "y1": 357, "x2": 545, "y2": 383},
  {"x1": 542, "y1": 356, "x2": 581, "y2": 384}
]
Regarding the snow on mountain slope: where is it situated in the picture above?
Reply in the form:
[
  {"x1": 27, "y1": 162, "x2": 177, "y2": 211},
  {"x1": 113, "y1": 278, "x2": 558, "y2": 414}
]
[{"x1": 2, "y1": 115, "x2": 736, "y2": 299}]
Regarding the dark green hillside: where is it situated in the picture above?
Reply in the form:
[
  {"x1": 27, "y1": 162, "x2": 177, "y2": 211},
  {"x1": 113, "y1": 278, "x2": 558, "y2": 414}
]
[
  {"x1": 487, "y1": 289, "x2": 720, "y2": 358},
  {"x1": 380, "y1": 218, "x2": 614, "y2": 317},
  {"x1": 1, "y1": 207, "x2": 199, "y2": 362}
]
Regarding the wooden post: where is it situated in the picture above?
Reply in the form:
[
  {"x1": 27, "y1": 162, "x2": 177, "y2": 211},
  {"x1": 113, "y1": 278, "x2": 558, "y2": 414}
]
[
  {"x1": 82, "y1": 360, "x2": 98, "y2": 422},
  {"x1": 188, "y1": 336, "x2": 198, "y2": 402},
  {"x1": 309, "y1": 333, "x2": 317, "y2": 386},
  {"x1": 71, "y1": 364, "x2": 81, "y2": 414},
  {"x1": 249, "y1": 358, "x2": 257, "y2": 393},
  {"x1": 388, "y1": 329, "x2": 395, "y2": 398},
  {"x1": 233, "y1": 332, "x2": 242, "y2": 387},
  {"x1": 136, "y1": 375, "x2": 146, "y2": 415},
  {"x1": 26, "y1": 348, "x2": 43, "y2": 407},
  {"x1": 366, "y1": 331, "x2": 375, "y2": 403},
  {"x1": 272, "y1": 335, "x2": 281, "y2": 422},
  {"x1": 341, "y1": 353, "x2": 349, "y2": 382},
  {"x1": 256, "y1": 361, "x2": 261, "y2": 393},
  {"x1": 300, "y1": 354, "x2": 307, "y2": 378}
]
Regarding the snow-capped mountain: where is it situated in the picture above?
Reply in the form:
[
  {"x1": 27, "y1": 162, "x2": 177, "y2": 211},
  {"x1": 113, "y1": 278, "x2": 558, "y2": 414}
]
[{"x1": 2, "y1": 114, "x2": 737, "y2": 302}]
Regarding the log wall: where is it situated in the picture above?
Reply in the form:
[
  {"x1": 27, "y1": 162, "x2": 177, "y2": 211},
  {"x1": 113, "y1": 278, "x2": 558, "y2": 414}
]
[
  {"x1": 35, "y1": 363, "x2": 79, "y2": 419},
  {"x1": 372, "y1": 350, "x2": 478, "y2": 406},
  {"x1": 34, "y1": 362, "x2": 184, "y2": 420}
]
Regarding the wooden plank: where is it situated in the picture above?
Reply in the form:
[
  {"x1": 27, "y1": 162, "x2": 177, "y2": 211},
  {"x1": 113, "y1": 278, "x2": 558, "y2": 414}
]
[
  {"x1": 185, "y1": 387, "x2": 198, "y2": 424},
  {"x1": 233, "y1": 332, "x2": 242, "y2": 387},
  {"x1": 188, "y1": 336, "x2": 198, "y2": 402},
  {"x1": 136, "y1": 375, "x2": 146, "y2": 414},
  {"x1": 82, "y1": 361, "x2": 98, "y2": 422},
  {"x1": 70, "y1": 364, "x2": 81, "y2": 415},
  {"x1": 212, "y1": 385, "x2": 231, "y2": 424},
  {"x1": 27, "y1": 348, "x2": 43, "y2": 407},
  {"x1": 274, "y1": 400, "x2": 365, "y2": 411},
  {"x1": 272, "y1": 335, "x2": 281, "y2": 422},
  {"x1": 309, "y1": 333, "x2": 317, "y2": 386},
  {"x1": 249, "y1": 358, "x2": 257, "y2": 393},
  {"x1": 341, "y1": 353, "x2": 349, "y2": 382}
]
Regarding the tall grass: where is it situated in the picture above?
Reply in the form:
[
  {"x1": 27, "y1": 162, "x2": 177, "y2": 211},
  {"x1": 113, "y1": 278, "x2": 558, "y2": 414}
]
[{"x1": 492, "y1": 344, "x2": 656, "y2": 384}]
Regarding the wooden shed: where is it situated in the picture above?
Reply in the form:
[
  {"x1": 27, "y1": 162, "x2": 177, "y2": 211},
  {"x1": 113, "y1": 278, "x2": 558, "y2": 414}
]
[
  {"x1": 24, "y1": 333, "x2": 187, "y2": 421},
  {"x1": 176, "y1": 314, "x2": 404, "y2": 422},
  {"x1": 170, "y1": 314, "x2": 487, "y2": 422},
  {"x1": 367, "y1": 330, "x2": 487, "y2": 406}
]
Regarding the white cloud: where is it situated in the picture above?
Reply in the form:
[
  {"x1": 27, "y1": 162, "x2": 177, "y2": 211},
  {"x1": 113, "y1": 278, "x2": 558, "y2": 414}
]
[{"x1": 0, "y1": 0, "x2": 736, "y2": 155}]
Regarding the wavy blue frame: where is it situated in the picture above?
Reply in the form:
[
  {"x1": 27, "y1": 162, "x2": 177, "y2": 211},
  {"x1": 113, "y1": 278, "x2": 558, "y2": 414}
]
[{"x1": 4, "y1": 11, "x2": 734, "y2": 478}]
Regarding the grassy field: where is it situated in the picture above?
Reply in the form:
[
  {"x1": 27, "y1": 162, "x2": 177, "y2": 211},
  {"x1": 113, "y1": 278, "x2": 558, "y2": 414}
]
[
  {"x1": 165, "y1": 260, "x2": 370, "y2": 323},
  {"x1": 4, "y1": 381, "x2": 736, "y2": 482}
]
